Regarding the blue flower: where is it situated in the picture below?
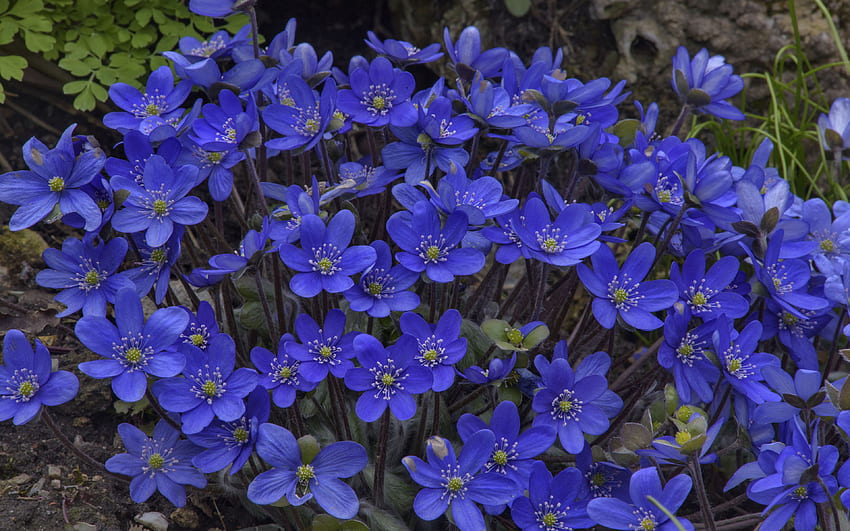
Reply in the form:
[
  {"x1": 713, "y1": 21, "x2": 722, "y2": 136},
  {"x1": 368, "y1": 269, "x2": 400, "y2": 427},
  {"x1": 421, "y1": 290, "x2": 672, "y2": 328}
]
[
  {"x1": 0, "y1": 124, "x2": 105, "y2": 231},
  {"x1": 510, "y1": 461, "x2": 594, "y2": 531},
  {"x1": 455, "y1": 72, "x2": 535, "y2": 130},
  {"x1": 514, "y1": 197, "x2": 601, "y2": 266},
  {"x1": 247, "y1": 422, "x2": 367, "y2": 519},
  {"x1": 251, "y1": 333, "x2": 319, "y2": 408},
  {"x1": 36, "y1": 236, "x2": 135, "y2": 317},
  {"x1": 657, "y1": 307, "x2": 719, "y2": 404},
  {"x1": 460, "y1": 353, "x2": 516, "y2": 384},
  {"x1": 344, "y1": 333, "x2": 432, "y2": 421},
  {"x1": 387, "y1": 200, "x2": 484, "y2": 283},
  {"x1": 111, "y1": 155, "x2": 207, "y2": 247},
  {"x1": 443, "y1": 26, "x2": 508, "y2": 79},
  {"x1": 76, "y1": 288, "x2": 187, "y2": 402},
  {"x1": 104, "y1": 66, "x2": 193, "y2": 134},
  {"x1": 178, "y1": 301, "x2": 222, "y2": 353},
  {"x1": 278, "y1": 209, "x2": 377, "y2": 298},
  {"x1": 587, "y1": 467, "x2": 693, "y2": 530},
  {"x1": 125, "y1": 227, "x2": 183, "y2": 305},
  {"x1": 761, "y1": 300, "x2": 831, "y2": 370},
  {"x1": 576, "y1": 447, "x2": 631, "y2": 500},
  {"x1": 188, "y1": 387, "x2": 269, "y2": 475},
  {"x1": 429, "y1": 166, "x2": 519, "y2": 225},
  {"x1": 106, "y1": 130, "x2": 182, "y2": 185},
  {"x1": 151, "y1": 334, "x2": 258, "y2": 434},
  {"x1": 712, "y1": 316, "x2": 780, "y2": 404},
  {"x1": 264, "y1": 179, "x2": 321, "y2": 244},
  {"x1": 343, "y1": 240, "x2": 420, "y2": 317},
  {"x1": 190, "y1": 89, "x2": 258, "y2": 152},
  {"x1": 817, "y1": 97, "x2": 850, "y2": 153},
  {"x1": 672, "y1": 46, "x2": 744, "y2": 120},
  {"x1": 753, "y1": 367, "x2": 838, "y2": 424},
  {"x1": 177, "y1": 26, "x2": 251, "y2": 60},
  {"x1": 577, "y1": 242, "x2": 678, "y2": 330},
  {"x1": 0, "y1": 330, "x2": 78, "y2": 425},
  {"x1": 284, "y1": 309, "x2": 358, "y2": 381},
  {"x1": 337, "y1": 57, "x2": 417, "y2": 127},
  {"x1": 391, "y1": 309, "x2": 467, "y2": 392},
  {"x1": 263, "y1": 75, "x2": 337, "y2": 153},
  {"x1": 105, "y1": 420, "x2": 206, "y2": 507},
  {"x1": 531, "y1": 353, "x2": 620, "y2": 454},
  {"x1": 188, "y1": 0, "x2": 243, "y2": 17},
  {"x1": 402, "y1": 431, "x2": 518, "y2": 531},
  {"x1": 457, "y1": 401, "x2": 555, "y2": 490},
  {"x1": 364, "y1": 31, "x2": 443, "y2": 66},
  {"x1": 669, "y1": 249, "x2": 749, "y2": 321}
]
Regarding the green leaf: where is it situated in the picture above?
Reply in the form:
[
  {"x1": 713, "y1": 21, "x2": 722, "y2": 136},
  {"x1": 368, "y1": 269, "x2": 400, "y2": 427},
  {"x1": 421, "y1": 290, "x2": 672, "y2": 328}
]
[
  {"x1": 23, "y1": 30, "x2": 54, "y2": 52},
  {"x1": 0, "y1": 20, "x2": 19, "y2": 45},
  {"x1": 135, "y1": 8, "x2": 151, "y2": 26},
  {"x1": 87, "y1": 33, "x2": 108, "y2": 57},
  {"x1": 62, "y1": 80, "x2": 88, "y2": 94},
  {"x1": 297, "y1": 434, "x2": 320, "y2": 464},
  {"x1": 0, "y1": 83, "x2": 6, "y2": 104},
  {"x1": 0, "y1": 54, "x2": 27, "y2": 81},
  {"x1": 505, "y1": 0, "x2": 531, "y2": 17},
  {"x1": 89, "y1": 81, "x2": 107, "y2": 102},
  {"x1": 8, "y1": 0, "x2": 44, "y2": 18},
  {"x1": 57, "y1": 57, "x2": 91, "y2": 76},
  {"x1": 73, "y1": 86, "x2": 96, "y2": 111}
]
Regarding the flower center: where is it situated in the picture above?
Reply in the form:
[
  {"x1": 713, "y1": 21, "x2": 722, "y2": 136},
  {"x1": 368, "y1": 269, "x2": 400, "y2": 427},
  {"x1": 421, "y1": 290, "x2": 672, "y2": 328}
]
[
  {"x1": 691, "y1": 291, "x2": 707, "y2": 306},
  {"x1": 612, "y1": 288, "x2": 629, "y2": 304},
  {"x1": 150, "y1": 249, "x2": 166, "y2": 263},
  {"x1": 446, "y1": 477, "x2": 464, "y2": 492},
  {"x1": 233, "y1": 427, "x2": 249, "y2": 443},
  {"x1": 492, "y1": 450, "x2": 508, "y2": 466},
  {"x1": 675, "y1": 431, "x2": 692, "y2": 445},
  {"x1": 676, "y1": 406, "x2": 694, "y2": 422},
  {"x1": 381, "y1": 373, "x2": 395, "y2": 386},
  {"x1": 367, "y1": 282, "x2": 384, "y2": 295},
  {"x1": 148, "y1": 453, "x2": 164, "y2": 469},
  {"x1": 303, "y1": 118, "x2": 320, "y2": 134},
  {"x1": 84, "y1": 270, "x2": 101, "y2": 285},
  {"x1": 296, "y1": 464, "x2": 314, "y2": 483},
  {"x1": 541, "y1": 513, "x2": 558, "y2": 528},
  {"x1": 48, "y1": 176, "x2": 65, "y2": 192},
  {"x1": 542, "y1": 237, "x2": 559, "y2": 252},
  {"x1": 153, "y1": 199, "x2": 168, "y2": 215},
  {"x1": 558, "y1": 399, "x2": 573, "y2": 412},
  {"x1": 278, "y1": 366, "x2": 292, "y2": 379},
  {"x1": 422, "y1": 349, "x2": 438, "y2": 362},
  {"x1": 202, "y1": 380, "x2": 218, "y2": 397},
  {"x1": 207, "y1": 151, "x2": 225, "y2": 163},
  {"x1": 678, "y1": 344, "x2": 694, "y2": 356},
  {"x1": 505, "y1": 327, "x2": 523, "y2": 346},
  {"x1": 145, "y1": 103, "x2": 162, "y2": 116},
  {"x1": 727, "y1": 358, "x2": 742, "y2": 373},
  {"x1": 317, "y1": 257, "x2": 333, "y2": 272},
  {"x1": 640, "y1": 516, "x2": 656, "y2": 530},
  {"x1": 190, "y1": 334, "x2": 206, "y2": 347},
  {"x1": 591, "y1": 472, "x2": 606, "y2": 486},
  {"x1": 792, "y1": 485, "x2": 808, "y2": 500},
  {"x1": 426, "y1": 246, "x2": 441, "y2": 261},
  {"x1": 319, "y1": 346, "x2": 333, "y2": 358},
  {"x1": 782, "y1": 312, "x2": 798, "y2": 326},
  {"x1": 821, "y1": 239, "x2": 834, "y2": 252},
  {"x1": 372, "y1": 95, "x2": 386, "y2": 110},
  {"x1": 17, "y1": 381, "x2": 35, "y2": 398},
  {"x1": 125, "y1": 347, "x2": 142, "y2": 363}
]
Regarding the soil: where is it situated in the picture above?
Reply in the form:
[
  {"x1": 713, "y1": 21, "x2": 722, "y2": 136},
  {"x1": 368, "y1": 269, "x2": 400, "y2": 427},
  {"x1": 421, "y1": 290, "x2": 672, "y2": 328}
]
[{"x1": 0, "y1": 0, "x2": 848, "y2": 530}]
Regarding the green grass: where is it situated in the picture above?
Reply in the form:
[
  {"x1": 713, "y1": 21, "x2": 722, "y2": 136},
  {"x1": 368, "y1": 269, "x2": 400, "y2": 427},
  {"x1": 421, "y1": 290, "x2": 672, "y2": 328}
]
[{"x1": 689, "y1": 0, "x2": 850, "y2": 203}]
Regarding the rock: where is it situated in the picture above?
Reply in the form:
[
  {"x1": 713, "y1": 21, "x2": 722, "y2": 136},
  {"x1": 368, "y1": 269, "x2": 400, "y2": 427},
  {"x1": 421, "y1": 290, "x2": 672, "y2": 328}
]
[
  {"x1": 50, "y1": 479, "x2": 61, "y2": 489},
  {"x1": 72, "y1": 524, "x2": 97, "y2": 531},
  {"x1": 47, "y1": 465, "x2": 62, "y2": 479},
  {"x1": 169, "y1": 507, "x2": 199, "y2": 529},
  {"x1": 134, "y1": 511, "x2": 169, "y2": 531},
  {"x1": 8, "y1": 473, "x2": 30, "y2": 485},
  {"x1": 26, "y1": 477, "x2": 45, "y2": 496}
]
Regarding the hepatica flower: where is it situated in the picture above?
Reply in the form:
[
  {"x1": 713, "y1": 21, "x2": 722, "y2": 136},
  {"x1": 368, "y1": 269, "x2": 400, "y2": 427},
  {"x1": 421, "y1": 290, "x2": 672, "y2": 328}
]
[
  {"x1": 364, "y1": 30, "x2": 443, "y2": 66},
  {"x1": 278, "y1": 209, "x2": 377, "y2": 298},
  {"x1": 152, "y1": 334, "x2": 258, "y2": 434},
  {"x1": 817, "y1": 97, "x2": 850, "y2": 154},
  {"x1": 391, "y1": 309, "x2": 467, "y2": 392},
  {"x1": 587, "y1": 467, "x2": 693, "y2": 531},
  {"x1": 337, "y1": 57, "x2": 417, "y2": 127},
  {"x1": 125, "y1": 228, "x2": 183, "y2": 305},
  {"x1": 251, "y1": 333, "x2": 319, "y2": 408},
  {"x1": 75, "y1": 288, "x2": 188, "y2": 402},
  {"x1": 403, "y1": 431, "x2": 518, "y2": 531},
  {"x1": 284, "y1": 309, "x2": 358, "y2": 381},
  {"x1": 111, "y1": 155, "x2": 207, "y2": 247},
  {"x1": 669, "y1": 249, "x2": 749, "y2": 321},
  {"x1": 387, "y1": 200, "x2": 484, "y2": 283},
  {"x1": 671, "y1": 46, "x2": 744, "y2": 120},
  {"x1": 713, "y1": 316, "x2": 780, "y2": 404},
  {"x1": 188, "y1": 387, "x2": 269, "y2": 475},
  {"x1": 36, "y1": 235, "x2": 135, "y2": 317},
  {"x1": 104, "y1": 66, "x2": 192, "y2": 134},
  {"x1": 344, "y1": 333, "x2": 432, "y2": 421},
  {"x1": 105, "y1": 420, "x2": 206, "y2": 507},
  {"x1": 0, "y1": 330, "x2": 78, "y2": 425},
  {"x1": 0, "y1": 124, "x2": 105, "y2": 232},
  {"x1": 514, "y1": 197, "x2": 601, "y2": 266},
  {"x1": 510, "y1": 461, "x2": 594, "y2": 531},
  {"x1": 263, "y1": 75, "x2": 337, "y2": 153},
  {"x1": 248, "y1": 422, "x2": 367, "y2": 519},
  {"x1": 531, "y1": 353, "x2": 619, "y2": 454},
  {"x1": 577, "y1": 242, "x2": 678, "y2": 330},
  {"x1": 457, "y1": 400, "x2": 555, "y2": 488},
  {"x1": 343, "y1": 240, "x2": 420, "y2": 318}
]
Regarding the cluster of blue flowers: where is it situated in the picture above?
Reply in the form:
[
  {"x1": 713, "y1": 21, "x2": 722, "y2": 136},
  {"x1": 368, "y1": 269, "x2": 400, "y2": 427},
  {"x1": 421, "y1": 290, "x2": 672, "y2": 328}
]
[{"x1": 2, "y1": 0, "x2": 850, "y2": 529}]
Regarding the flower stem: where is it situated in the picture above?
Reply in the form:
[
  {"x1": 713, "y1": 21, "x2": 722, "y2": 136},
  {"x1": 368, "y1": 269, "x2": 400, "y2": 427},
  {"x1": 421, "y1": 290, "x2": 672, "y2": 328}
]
[
  {"x1": 373, "y1": 409, "x2": 390, "y2": 508},
  {"x1": 670, "y1": 104, "x2": 692, "y2": 138},
  {"x1": 145, "y1": 387, "x2": 181, "y2": 431},
  {"x1": 689, "y1": 457, "x2": 717, "y2": 531}
]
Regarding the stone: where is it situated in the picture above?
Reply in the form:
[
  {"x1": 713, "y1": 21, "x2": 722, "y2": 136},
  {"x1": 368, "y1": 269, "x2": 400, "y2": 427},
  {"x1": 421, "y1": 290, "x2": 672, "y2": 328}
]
[
  {"x1": 8, "y1": 473, "x2": 30, "y2": 485},
  {"x1": 50, "y1": 479, "x2": 61, "y2": 489},
  {"x1": 169, "y1": 507, "x2": 200, "y2": 529},
  {"x1": 134, "y1": 511, "x2": 169, "y2": 531},
  {"x1": 47, "y1": 465, "x2": 62, "y2": 479}
]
